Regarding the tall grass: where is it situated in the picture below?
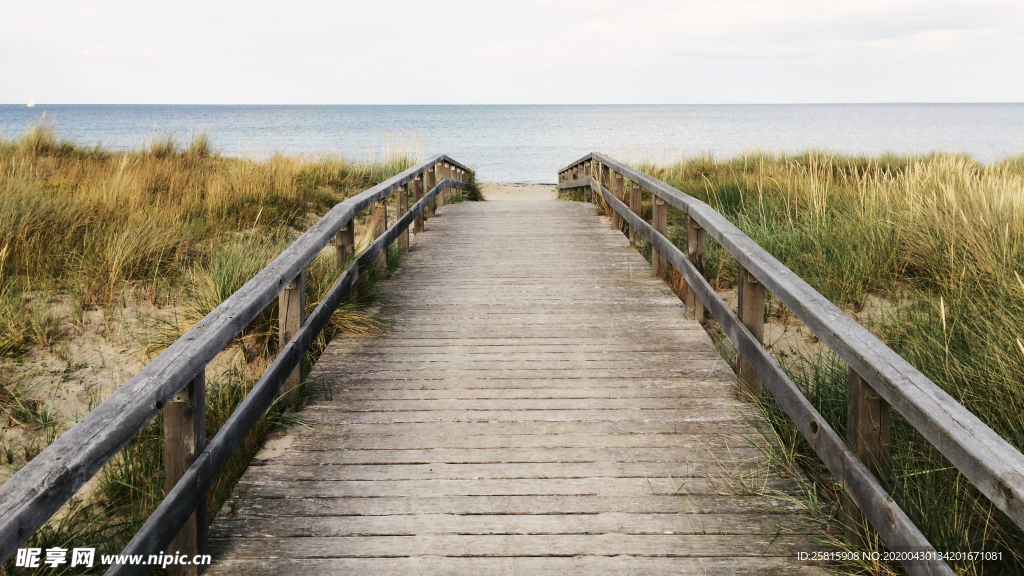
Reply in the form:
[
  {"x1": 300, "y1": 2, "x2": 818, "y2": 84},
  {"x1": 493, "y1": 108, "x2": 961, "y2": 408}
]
[
  {"x1": 0, "y1": 121, "x2": 418, "y2": 573},
  {"x1": 0, "y1": 120, "x2": 414, "y2": 349},
  {"x1": 624, "y1": 151, "x2": 1024, "y2": 574}
]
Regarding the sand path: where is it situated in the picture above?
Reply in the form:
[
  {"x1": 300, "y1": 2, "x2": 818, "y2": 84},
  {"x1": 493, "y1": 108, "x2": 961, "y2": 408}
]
[{"x1": 480, "y1": 183, "x2": 557, "y2": 201}]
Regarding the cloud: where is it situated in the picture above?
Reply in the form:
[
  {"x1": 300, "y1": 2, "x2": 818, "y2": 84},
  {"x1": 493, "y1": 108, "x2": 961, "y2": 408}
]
[{"x1": 81, "y1": 43, "x2": 167, "y2": 65}]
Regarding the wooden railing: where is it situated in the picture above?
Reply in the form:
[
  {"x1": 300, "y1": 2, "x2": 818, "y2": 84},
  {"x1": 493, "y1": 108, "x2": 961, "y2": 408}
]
[
  {"x1": 558, "y1": 153, "x2": 1024, "y2": 576},
  {"x1": 0, "y1": 155, "x2": 471, "y2": 574}
]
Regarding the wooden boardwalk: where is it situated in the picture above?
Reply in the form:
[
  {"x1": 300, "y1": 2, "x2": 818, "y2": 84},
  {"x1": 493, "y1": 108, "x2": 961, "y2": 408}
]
[{"x1": 206, "y1": 193, "x2": 828, "y2": 575}]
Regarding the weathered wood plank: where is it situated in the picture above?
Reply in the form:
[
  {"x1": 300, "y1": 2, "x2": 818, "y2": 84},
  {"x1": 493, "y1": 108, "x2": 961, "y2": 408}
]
[
  {"x1": 208, "y1": 512, "x2": 819, "y2": 538},
  {"x1": 256, "y1": 419, "x2": 757, "y2": 437},
  {"x1": 206, "y1": 193, "x2": 827, "y2": 575},
  {"x1": 205, "y1": 556, "x2": 831, "y2": 576},
  {"x1": 163, "y1": 369, "x2": 207, "y2": 575},
  {"x1": 237, "y1": 446, "x2": 758, "y2": 465},
  {"x1": 220, "y1": 494, "x2": 806, "y2": 517},
  {"x1": 307, "y1": 385, "x2": 737, "y2": 400},
  {"x1": 209, "y1": 533, "x2": 817, "y2": 558},
  {"x1": 240, "y1": 460, "x2": 764, "y2": 480},
  {"x1": 288, "y1": 409, "x2": 751, "y2": 425}
]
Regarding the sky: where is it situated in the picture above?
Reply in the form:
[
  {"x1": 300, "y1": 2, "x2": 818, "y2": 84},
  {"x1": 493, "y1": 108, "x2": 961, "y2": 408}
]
[{"x1": 1, "y1": 0, "x2": 1022, "y2": 104}]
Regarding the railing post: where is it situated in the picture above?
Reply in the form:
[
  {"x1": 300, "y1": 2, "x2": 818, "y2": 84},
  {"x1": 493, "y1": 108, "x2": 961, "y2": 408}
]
[
  {"x1": 426, "y1": 165, "x2": 437, "y2": 219},
  {"x1": 584, "y1": 161, "x2": 593, "y2": 202},
  {"x1": 279, "y1": 270, "x2": 306, "y2": 406},
  {"x1": 845, "y1": 366, "x2": 892, "y2": 538},
  {"x1": 448, "y1": 164, "x2": 454, "y2": 202},
  {"x1": 445, "y1": 163, "x2": 453, "y2": 203},
  {"x1": 629, "y1": 181, "x2": 643, "y2": 249},
  {"x1": 164, "y1": 368, "x2": 206, "y2": 576},
  {"x1": 652, "y1": 196, "x2": 667, "y2": 278},
  {"x1": 438, "y1": 164, "x2": 447, "y2": 209},
  {"x1": 611, "y1": 172, "x2": 624, "y2": 231},
  {"x1": 413, "y1": 175, "x2": 424, "y2": 233},
  {"x1": 737, "y1": 266, "x2": 764, "y2": 396},
  {"x1": 398, "y1": 185, "x2": 409, "y2": 253},
  {"x1": 685, "y1": 216, "x2": 706, "y2": 322},
  {"x1": 335, "y1": 220, "x2": 355, "y2": 271},
  {"x1": 373, "y1": 200, "x2": 387, "y2": 273}
]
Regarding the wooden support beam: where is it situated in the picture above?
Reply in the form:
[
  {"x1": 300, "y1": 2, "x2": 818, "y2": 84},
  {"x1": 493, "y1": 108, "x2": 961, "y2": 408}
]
[
  {"x1": 334, "y1": 221, "x2": 354, "y2": 272},
  {"x1": 163, "y1": 369, "x2": 206, "y2": 576},
  {"x1": 425, "y1": 166, "x2": 437, "y2": 219},
  {"x1": 737, "y1": 266, "x2": 765, "y2": 397},
  {"x1": 279, "y1": 271, "x2": 306, "y2": 407},
  {"x1": 448, "y1": 164, "x2": 454, "y2": 202},
  {"x1": 845, "y1": 366, "x2": 892, "y2": 540},
  {"x1": 652, "y1": 196, "x2": 667, "y2": 278},
  {"x1": 629, "y1": 181, "x2": 643, "y2": 249},
  {"x1": 611, "y1": 172, "x2": 624, "y2": 232},
  {"x1": 583, "y1": 161, "x2": 593, "y2": 202},
  {"x1": 446, "y1": 164, "x2": 453, "y2": 203},
  {"x1": 373, "y1": 201, "x2": 387, "y2": 273},
  {"x1": 438, "y1": 164, "x2": 447, "y2": 209},
  {"x1": 685, "y1": 216, "x2": 705, "y2": 322},
  {"x1": 397, "y1": 185, "x2": 409, "y2": 253},
  {"x1": 413, "y1": 176, "x2": 424, "y2": 234}
]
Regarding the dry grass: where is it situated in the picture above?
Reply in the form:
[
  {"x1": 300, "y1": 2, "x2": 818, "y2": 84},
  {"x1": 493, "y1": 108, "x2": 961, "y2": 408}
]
[
  {"x1": 622, "y1": 150, "x2": 1024, "y2": 574},
  {"x1": 0, "y1": 120, "x2": 418, "y2": 573},
  {"x1": 557, "y1": 150, "x2": 1024, "y2": 573}
]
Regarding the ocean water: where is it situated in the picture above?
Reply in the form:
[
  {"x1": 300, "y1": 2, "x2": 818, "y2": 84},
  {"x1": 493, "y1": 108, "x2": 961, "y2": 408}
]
[{"x1": 1, "y1": 104, "x2": 1022, "y2": 183}]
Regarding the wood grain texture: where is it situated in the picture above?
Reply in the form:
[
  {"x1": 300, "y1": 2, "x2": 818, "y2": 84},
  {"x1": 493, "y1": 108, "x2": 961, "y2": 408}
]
[
  {"x1": 737, "y1": 266, "x2": 764, "y2": 397},
  {"x1": 652, "y1": 196, "x2": 667, "y2": 278},
  {"x1": 398, "y1": 184, "x2": 409, "y2": 253},
  {"x1": 686, "y1": 215, "x2": 706, "y2": 322},
  {"x1": 206, "y1": 198, "x2": 828, "y2": 575},
  {"x1": 278, "y1": 271, "x2": 306, "y2": 406},
  {"x1": 413, "y1": 176, "x2": 424, "y2": 234},
  {"x1": 164, "y1": 369, "x2": 206, "y2": 576}
]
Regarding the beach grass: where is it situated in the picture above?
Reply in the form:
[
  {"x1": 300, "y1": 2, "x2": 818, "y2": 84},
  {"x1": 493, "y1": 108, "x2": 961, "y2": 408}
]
[
  {"x1": 0, "y1": 121, "x2": 434, "y2": 573},
  {"x1": 637, "y1": 151, "x2": 1024, "y2": 575},
  {"x1": 561, "y1": 150, "x2": 1024, "y2": 574}
]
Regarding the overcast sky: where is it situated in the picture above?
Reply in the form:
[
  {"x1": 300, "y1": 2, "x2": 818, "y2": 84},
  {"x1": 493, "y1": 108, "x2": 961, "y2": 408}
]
[{"x1": 2, "y1": 0, "x2": 1022, "y2": 104}]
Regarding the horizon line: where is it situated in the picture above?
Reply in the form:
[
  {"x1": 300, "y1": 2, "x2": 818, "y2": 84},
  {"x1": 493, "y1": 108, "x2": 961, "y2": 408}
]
[{"x1": 4, "y1": 101, "x2": 1024, "y2": 106}]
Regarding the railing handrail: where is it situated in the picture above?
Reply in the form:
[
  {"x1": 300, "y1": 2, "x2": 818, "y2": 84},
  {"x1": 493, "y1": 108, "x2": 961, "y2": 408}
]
[
  {"x1": 561, "y1": 152, "x2": 1024, "y2": 526},
  {"x1": 0, "y1": 154, "x2": 470, "y2": 564},
  {"x1": 558, "y1": 153, "x2": 1024, "y2": 575},
  {"x1": 109, "y1": 173, "x2": 462, "y2": 575}
]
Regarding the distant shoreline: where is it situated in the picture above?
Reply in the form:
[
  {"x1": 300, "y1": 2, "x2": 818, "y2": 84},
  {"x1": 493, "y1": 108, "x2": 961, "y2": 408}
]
[{"x1": 1, "y1": 103, "x2": 1021, "y2": 181}]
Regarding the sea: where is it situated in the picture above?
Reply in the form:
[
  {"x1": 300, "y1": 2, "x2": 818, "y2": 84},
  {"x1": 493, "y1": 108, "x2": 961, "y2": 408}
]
[{"x1": 1, "y1": 104, "x2": 1022, "y2": 183}]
